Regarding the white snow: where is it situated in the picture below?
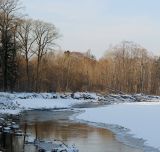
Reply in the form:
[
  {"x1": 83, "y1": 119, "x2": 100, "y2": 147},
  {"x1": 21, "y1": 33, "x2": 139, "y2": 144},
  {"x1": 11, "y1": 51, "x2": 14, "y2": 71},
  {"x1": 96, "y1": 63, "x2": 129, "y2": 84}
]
[
  {"x1": 77, "y1": 102, "x2": 160, "y2": 150},
  {"x1": 1, "y1": 92, "x2": 160, "y2": 150},
  {"x1": 0, "y1": 92, "x2": 97, "y2": 114},
  {"x1": 0, "y1": 109, "x2": 21, "y2": 115},
  {"x1": 0, "y1": 92, "x2": 120, "y2": 114},
  {"x1": 0, "y1": 98, "x2": 85, "y2": 114},
  {"x1": 16, "y1": 98, "x2": 83, "y2": 110},
  {"x1": 73, "y1": 92, "x2": 98, "y2": 100}
]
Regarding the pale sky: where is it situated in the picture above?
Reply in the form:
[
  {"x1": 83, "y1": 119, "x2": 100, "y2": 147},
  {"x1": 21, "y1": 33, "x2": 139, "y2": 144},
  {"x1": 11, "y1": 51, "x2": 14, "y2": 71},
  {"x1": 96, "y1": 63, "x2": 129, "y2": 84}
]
[{"x1": 22, "y1": 0, "x2": 160, "y2": 58}]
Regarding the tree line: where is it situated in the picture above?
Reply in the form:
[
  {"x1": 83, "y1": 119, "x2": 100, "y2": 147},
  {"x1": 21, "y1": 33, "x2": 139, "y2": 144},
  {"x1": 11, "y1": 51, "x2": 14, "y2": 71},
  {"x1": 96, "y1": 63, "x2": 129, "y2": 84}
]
[
  {"x1": 0, "y1": 0, "x2": 58, "y2": 92},
  {"x1": 0, "y1": 0, "x2": 160, "y2": 95}
]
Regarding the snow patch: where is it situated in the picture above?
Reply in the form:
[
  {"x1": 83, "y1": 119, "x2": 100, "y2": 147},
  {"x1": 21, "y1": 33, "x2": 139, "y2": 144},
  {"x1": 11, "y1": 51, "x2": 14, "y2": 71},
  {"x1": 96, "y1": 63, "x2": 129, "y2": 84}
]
[{"x1": 77, "y1": 102, "x2": 160, "y2": 150}]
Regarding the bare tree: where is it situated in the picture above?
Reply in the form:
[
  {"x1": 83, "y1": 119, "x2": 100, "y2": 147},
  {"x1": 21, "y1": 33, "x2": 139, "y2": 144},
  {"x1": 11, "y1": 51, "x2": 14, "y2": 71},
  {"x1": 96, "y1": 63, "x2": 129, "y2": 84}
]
[
  {"x1": 17, "y1": 19, "x2": 37, "y2": 90},
  {"x1": 33, "y1": 20, "x2": 59, "y2": 91}
]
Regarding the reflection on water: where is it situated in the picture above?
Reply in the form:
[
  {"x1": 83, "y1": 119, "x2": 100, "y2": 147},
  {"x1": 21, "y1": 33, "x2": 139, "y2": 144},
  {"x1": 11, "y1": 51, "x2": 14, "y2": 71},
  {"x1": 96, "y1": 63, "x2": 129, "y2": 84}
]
[
  {"x1": 0, "y1": 132, "x2": 36, "y2": 152},
  {"x1": 1, "y1": 110, "x2": 143, "y2": 152}
]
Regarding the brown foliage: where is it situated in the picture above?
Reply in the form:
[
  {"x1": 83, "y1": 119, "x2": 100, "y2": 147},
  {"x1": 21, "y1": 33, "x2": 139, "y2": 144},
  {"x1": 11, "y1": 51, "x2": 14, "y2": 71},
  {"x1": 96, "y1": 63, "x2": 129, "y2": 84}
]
[{"x1": 15, "y1": 42, "x2": 160, "y2": 95}]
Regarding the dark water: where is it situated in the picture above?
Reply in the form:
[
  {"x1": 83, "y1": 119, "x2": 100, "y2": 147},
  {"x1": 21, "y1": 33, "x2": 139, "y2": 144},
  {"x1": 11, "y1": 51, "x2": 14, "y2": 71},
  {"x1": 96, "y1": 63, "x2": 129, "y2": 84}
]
[{"x1": 1, "y1": 110, "x2": 143, "y2": 152}]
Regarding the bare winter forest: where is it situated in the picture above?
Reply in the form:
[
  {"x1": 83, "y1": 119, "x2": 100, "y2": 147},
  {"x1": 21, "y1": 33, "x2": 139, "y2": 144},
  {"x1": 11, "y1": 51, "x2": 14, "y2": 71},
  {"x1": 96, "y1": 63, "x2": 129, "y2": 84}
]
[{"x1": 0, "y1": 0, "x2": 160, "y2": 94}]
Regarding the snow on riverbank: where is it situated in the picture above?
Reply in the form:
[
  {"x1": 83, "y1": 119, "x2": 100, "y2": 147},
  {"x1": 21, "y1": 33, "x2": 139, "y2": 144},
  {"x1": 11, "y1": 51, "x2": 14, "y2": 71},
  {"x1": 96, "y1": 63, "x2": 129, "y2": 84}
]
[
  {"x1": 16, "y1": 98, "x2": 82, "y2": 110},
  {"x1": 0, "y1": 92, "x2": 160, "y2": 115},
  {"x1": 0, "y1": 92, "x2": 102, "y2": 114},
  {"x1": 1, "y1": 92, "x2": 160, "y2": 150},
  {"x1": 77, "y1": 102, "x2": 160, "y2": 150},
  {"x1": 0, "y1": 92, "x2": 103, "y2": 114},
  {"x1": 0, "y1": 98, "x2": 83, "y2": 115}
]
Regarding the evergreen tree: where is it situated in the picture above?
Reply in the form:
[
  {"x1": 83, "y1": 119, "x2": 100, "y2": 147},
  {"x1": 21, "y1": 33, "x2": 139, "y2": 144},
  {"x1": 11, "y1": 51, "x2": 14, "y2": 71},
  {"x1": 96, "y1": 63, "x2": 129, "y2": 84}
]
[{"x1": 0, "y1": 0, "x2": 19, "y2": 91}]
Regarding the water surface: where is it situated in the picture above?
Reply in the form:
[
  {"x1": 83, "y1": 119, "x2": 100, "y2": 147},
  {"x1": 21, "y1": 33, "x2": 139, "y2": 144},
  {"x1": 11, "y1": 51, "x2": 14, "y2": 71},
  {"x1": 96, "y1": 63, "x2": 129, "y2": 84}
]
[
  {"x1": 1, "y1": 110, "x2": 143, "y2": 152},
  {"x1": 21, "y1": 110, "x2": 142, "y2": 152}
]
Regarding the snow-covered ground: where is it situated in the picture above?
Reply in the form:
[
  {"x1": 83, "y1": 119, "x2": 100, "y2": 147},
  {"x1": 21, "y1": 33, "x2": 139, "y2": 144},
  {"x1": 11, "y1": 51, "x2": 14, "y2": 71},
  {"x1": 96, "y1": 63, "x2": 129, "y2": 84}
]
[
  {"x1": 0, "y1": 92, "x2": 103, "y2": 114},
  {"x1": 0, "y1": 97, "x2": 82, "y2": 115},
  {"x1": 1, "y1": 92, "x2": 160, "y2": 115},
  {"x1": 77, "y1": 102, "x2": 160, "y2": 151},
  {"x1": 1, "y1": 92, "x2": 160, "y2": 151}
]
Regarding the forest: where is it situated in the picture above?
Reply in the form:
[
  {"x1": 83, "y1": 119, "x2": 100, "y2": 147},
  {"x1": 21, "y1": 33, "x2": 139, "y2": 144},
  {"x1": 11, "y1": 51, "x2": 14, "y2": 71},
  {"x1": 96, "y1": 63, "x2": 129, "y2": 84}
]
[{"x1": 0, "y1": 0, "x2": 160, "y2": 95}]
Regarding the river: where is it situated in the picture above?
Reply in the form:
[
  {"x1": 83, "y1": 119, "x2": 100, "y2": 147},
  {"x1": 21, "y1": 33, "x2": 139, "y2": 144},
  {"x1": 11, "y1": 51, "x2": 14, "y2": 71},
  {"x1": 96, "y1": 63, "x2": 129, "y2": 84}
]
[{"x1": 0, "y1": 110, "x2": 143, "y2": 152}]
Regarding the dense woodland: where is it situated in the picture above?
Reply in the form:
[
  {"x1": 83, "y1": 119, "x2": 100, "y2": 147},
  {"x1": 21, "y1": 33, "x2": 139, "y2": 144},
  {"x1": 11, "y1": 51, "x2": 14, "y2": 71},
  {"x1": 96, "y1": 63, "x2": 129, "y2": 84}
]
[{"x1": 0, "y1": 0, "x2": 160, "y2": 95}]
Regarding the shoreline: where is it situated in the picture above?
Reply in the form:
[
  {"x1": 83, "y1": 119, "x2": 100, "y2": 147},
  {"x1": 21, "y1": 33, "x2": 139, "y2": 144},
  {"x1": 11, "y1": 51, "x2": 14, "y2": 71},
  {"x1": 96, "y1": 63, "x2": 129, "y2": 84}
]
[
  {"x1": 0, "y1": 108, "x2": 160, "y2": 152},
  {"x1": 71, "y1": 109, "x2": 160, "y2": 152},
  {"x1": 1, "y1": 108, "x2": 159, "y2": 152},
  {"x1": 1, "y1": 92, "x2": 160, "y2": 151}
]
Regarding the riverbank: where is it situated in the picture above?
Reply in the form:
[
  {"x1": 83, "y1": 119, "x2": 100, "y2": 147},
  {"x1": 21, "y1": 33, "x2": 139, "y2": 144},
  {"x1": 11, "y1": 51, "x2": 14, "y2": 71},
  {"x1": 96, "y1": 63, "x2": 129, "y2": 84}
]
[
  {"x1": 1, "y1": 92, "x2": 160, "y2": 114},
  {"x1": 1, "y1": 109, "x2": 144, "y2": 152},
  {"x1": 0, "y1": 110, "x2": 80, "y2": 152},
  {"x1": 75, "y1": 103, "x2": 160, "y2": 152},
  {"x1": 1, "y1": 92, "x2": 160, "y2": 152},
  {"x1": 0, "y1": 107, "x2": 159, "y2": 152}
]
